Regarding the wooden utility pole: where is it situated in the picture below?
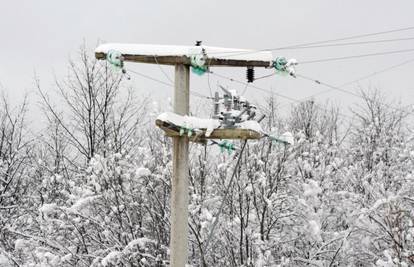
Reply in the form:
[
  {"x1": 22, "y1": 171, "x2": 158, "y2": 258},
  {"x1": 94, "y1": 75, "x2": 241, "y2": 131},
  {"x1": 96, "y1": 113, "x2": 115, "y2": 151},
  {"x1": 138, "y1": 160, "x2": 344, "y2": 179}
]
[
  {"x1": 170, "y1": 64, "x2": 190, "y2": 266},
  {"x1": 95, "y1": 43, "x2": 275, "y2": 267}
]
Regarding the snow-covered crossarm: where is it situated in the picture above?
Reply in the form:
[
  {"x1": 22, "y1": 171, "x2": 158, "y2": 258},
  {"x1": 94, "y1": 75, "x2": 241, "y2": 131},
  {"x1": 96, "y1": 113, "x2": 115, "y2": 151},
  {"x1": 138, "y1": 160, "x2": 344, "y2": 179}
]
[
  {"x1": 155, "y1": 112, "x2": 263, "y2": 143},
  {"x1": 95, "y1": 43, "x2": 274, "y2": 67}
]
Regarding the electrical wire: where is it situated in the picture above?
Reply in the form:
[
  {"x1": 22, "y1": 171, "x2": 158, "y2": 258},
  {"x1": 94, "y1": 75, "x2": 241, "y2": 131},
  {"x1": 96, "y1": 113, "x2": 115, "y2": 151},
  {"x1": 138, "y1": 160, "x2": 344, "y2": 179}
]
[
  {"x1": 339, "y1": 58, "x2": 414, "y2": 87},
  {"x1": 265, "y1": 26, "x2": 414, "y2": 52},
  {"x1": 207, "y1": 70, "x2": 213, "y2": 97},
  {"x1": 153, "y1": 55, "x2": 211, "y2": 99},
  {"x1": 292, "y1": 58, "x2": 414, "y2": 102},
  {"x1": 197, "y1": 25, "x2": 414, "y2": 57},
  {"x1": 128, "y1": 68, "x2": 171, "y2": 87},
  {"x1": 209, "y1": 71, "x2": 353, "y2": 120},
  {"x1": 152, "y1": 55, "x2": 215, "y2": 99},
  {"x1": 204, "y1": 140, "x2": 248, "y2": 251},
  {"x1": 272, "y1": 36, "x2": 414, "y2": 51},
  {"x1": 296, "y1": 73, "x2": 411, "y2": 115},
  {"x1": 126, "y1": 57, "x2": 411, "y2": 122},
  {"x1": 241, "y1": 82, "x2": 249, "y2": 96},
  {"x1": 296, "y1": 74, "x2": 361, "y2": 98},
  {"x1": 122, "y1": 25, "x2": 414, "y2": 121},
  {"x1": 126, "y1": 68, "x2": 210, "y2": 99},
  {"x1": 253, "y1": 72, "x2": 277, "y2": 81},
  {"x1": 153, "y1": 55, "x2": 174, "y2": 83},
  {"x1": 210, "y1": 71, "x2": 311, "y2": 103},
  {"x1": 300, "y1": 48, "x2": 414, "y2": 64}
]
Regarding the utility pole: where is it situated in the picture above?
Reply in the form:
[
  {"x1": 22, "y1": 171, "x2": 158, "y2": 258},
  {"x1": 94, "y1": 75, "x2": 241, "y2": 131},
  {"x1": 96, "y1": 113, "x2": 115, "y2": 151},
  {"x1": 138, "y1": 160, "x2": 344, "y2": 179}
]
[
  {"x1": 170, "y1": 64, "x2": 190, "y2": 266},
  {"x1": 95, "y1": 43, "x2": 284, "y2": 267}
]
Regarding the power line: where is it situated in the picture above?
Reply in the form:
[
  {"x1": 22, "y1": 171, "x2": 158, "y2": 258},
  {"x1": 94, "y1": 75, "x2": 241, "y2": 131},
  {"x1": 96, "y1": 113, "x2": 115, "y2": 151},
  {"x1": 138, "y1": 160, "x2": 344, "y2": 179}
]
[
  {"x1": 128, "y1": 68, "x2": 171, "y2": 87},
  {"x1": 264, "y1": 26, "x2": 414, "y2": 51},
  {"x1": 125, "y1": 61, "x2": 411, "y2": 122},
  {"x1": 296, "y1": 58, "x2": 414, "y2": 100},
  {"x1": 340, "y1": 58, "x2": 414, "y2": 87},
  {"x1": 207, "y1": 70, "x2": 214, "y2": 97},
  {"x1": 254, "y1": 72, "x2": 277, "y2": 81},
  {"x1": 204, "y1": 25, "x2": 414, "y2": 57},
  {"x1": 126, "y1": 68, "x2": 210, "y2": 99},
  {"x1": 153, "y1": 55, "x2": 174, "y2": 83},
  {"x1": 212, "y1": 68, "x2": 411, "y2": 124},
  {"x1": 139, "y1": 56, "x2": 212, "y2": 99},
  {"x1": 300, "y1": 48, "x2": 414, "y2": 64},
  {"x1": 297, "y1": 74, "x2": 361, "y2": 98},
  {"x1": 125, "y1": 36, "x2": 414, "y2": 121},
  {"x1": 272, "y1": 36, "x2": 414, "y2": 51},
  {"x1": 210, "y1": 72, "x2": 299, "y2": 102},
  {"x1": 209, "y1": 71, "x2": 354, "y2": 120},
  {"x1": 204, "y1": 140, "x2": 248, "y2": 252},
  {"x1": 296, "y1": 73, "x2": 411, "y2": 115}
]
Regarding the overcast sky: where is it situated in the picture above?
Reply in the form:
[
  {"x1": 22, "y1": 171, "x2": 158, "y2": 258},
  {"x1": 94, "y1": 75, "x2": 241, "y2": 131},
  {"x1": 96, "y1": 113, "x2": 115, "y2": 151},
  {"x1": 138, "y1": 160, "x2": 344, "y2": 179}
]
[{"x1": 1, "y1": 0, "x2": 414, "y2": 124}]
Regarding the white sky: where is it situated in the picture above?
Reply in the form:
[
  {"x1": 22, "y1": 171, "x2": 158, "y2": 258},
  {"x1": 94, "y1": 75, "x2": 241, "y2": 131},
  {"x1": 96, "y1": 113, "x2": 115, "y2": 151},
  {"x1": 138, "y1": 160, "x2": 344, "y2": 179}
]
[{"x1": 1, "y1": 0, "x2": 414, "y2": 125}]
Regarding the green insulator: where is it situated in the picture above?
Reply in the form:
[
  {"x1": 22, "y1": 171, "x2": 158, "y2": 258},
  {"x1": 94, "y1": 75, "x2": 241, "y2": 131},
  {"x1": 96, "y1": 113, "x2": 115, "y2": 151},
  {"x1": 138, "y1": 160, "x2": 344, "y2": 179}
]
[
  {"x1": 106, "y1": 50, "x2": 124, "y2": 69},
  {"x1": 270, "y1": 136, "x2": 286, "y2": 145},
  {"x1": 217, "y1": 140, "x2": 234, "y2": 154},
  {"x1": 227, "y1": 146, "x2": 233, "y2": 155},
  {"x1": 191, "y1": 66, "x2": 207, "y2": 76},
  {"x1": 228, "y1": 143, "x2": 235, "y2": 154},
  {"x1": 272, "y1": 57, "x2": 288, "y2": 71},
  {"x1": 179, "y1": 128, "x2": 185, "y2": 136},
  {"x1": 190, "y1": 52, "x2": 208, "y2": 76},
  {"x1": 187, "y1": 128, "x2": 193, "y2": 137},
  {"x1": 218, "y1": 141, "x2": 227, "y2": 153}
]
